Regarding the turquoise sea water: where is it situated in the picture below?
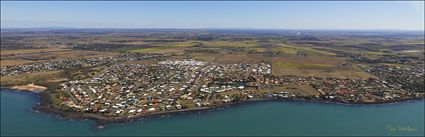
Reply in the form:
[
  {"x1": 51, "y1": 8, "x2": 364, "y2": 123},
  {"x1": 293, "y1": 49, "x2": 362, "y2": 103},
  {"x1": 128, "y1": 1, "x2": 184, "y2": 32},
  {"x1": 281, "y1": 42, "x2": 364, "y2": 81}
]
[{"x1": 1, "y1": 89, "x2": 424, "y2": 136}]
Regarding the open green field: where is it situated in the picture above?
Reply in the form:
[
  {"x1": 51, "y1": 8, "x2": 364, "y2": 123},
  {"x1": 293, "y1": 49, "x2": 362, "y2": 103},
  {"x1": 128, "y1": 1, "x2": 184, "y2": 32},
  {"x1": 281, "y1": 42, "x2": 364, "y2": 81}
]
[
  {"x1": 272, "y1": 44, "x2": 337, "y2": 56},
  {"x1": 118, "y1": 42, "x2": 200, "y2": 53},
  {"x1": 118, "y1": 41, "x2": 258, "y2": 53},
  {"x1": 0, "y1": 70, "x2": 65, "y2": 87},
  {"x1": 190, "y1": 52, "x2": 267, "y2": 64},
  {"x1": 0, "y1": 59, "x2": 35, "y2": 66},
  {"x1": 117, "y1": 40, "x2": 342, "y2": 57},
  {"x1": 273, "y1": 62, "x2": 334, "y2": 69},
  {"x1": 200, "y1": 41, "x2": 257, "y2": 48},
  {"x1": 247, "y1": 47, "x2": 267, "y2": 52},
  {"x1": 1, "y1": 48, "x2": 71, "y2": 55},
  {"x1": 1, "y1": 48, "x2": 121, "y2": 66},
  {"x1": 120, "y1": 46, "x2": 173, "y2": 53}
]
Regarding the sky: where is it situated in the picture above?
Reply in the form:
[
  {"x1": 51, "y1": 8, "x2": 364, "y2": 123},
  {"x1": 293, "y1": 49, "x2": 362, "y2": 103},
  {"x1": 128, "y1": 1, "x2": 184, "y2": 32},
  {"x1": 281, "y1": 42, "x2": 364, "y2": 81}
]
[{"x1": 1, "y1": 1, "x2": 424, "y2": 30}]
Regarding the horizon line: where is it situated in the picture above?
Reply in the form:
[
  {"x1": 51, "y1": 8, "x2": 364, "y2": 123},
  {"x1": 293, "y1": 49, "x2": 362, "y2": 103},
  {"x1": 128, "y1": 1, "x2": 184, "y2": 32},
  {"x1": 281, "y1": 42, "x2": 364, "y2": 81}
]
[{"x1": 2, "y1": 27, "x2": 424, "y2": 32}]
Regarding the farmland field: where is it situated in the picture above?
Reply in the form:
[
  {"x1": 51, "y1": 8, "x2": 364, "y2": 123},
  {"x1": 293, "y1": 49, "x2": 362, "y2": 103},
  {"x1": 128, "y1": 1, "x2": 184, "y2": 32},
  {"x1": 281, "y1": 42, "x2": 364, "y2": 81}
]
[
  {"x1": 1, "y1": 48, "x2": 71, "y2": 55},
  {"x1": 1, "y1": 29, "x2": 423, "y2": 89}
]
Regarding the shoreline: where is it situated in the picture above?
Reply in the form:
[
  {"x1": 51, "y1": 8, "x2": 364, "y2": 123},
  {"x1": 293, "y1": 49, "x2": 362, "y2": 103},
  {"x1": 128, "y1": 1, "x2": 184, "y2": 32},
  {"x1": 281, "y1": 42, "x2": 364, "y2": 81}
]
[{"x1": 1, "y1": 88, "x2": 424, "y2": 127}]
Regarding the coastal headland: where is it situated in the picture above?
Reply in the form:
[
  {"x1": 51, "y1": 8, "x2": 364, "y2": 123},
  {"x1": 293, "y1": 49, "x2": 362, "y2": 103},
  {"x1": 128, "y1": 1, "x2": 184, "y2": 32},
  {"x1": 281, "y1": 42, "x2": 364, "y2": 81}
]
[
  {"x1": 1, "y1": 29, "x2": 424, "y2": 126},
  {"x1": 13, "y1": 88, "x2": 425, "y2": 127}
]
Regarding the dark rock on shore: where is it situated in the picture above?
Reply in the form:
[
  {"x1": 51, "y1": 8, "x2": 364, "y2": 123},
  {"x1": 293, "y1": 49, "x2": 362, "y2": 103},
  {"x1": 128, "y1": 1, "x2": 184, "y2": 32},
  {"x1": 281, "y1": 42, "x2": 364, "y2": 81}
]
[{"x1": 32, "y1": 90, "x2": 425, "y2": 127}]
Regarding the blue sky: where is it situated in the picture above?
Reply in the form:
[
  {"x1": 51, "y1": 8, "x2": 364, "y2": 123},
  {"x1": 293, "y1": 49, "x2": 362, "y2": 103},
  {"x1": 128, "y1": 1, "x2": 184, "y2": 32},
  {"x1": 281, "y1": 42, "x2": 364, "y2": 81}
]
[{"x1": 1, "y1": 1, "x2": 424, "y2": 30}]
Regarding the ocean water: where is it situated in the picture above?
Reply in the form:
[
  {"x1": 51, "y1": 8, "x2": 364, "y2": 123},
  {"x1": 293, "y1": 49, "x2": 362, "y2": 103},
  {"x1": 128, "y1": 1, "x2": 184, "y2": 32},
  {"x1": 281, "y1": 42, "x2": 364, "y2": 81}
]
[{"x1": 1, "y1": 89, "x2": 424, "y2": 136}]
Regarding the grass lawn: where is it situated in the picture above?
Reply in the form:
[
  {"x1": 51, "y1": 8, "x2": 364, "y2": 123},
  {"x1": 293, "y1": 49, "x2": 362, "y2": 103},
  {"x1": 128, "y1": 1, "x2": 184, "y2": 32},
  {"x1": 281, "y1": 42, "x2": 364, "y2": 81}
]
[
  {"x1": 1, "y1": 70, "x2": 65, "y2": 87},
  {"x1": 259, "y1": 84, "x2": 319, "y2": 97}
]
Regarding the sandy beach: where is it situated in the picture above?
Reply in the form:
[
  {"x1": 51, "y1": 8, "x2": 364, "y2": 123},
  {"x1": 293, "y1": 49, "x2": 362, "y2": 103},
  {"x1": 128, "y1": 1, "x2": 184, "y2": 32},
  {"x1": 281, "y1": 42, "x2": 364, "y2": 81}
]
[{"x1": 11, "y1": 83, "x2": 47, "y2": 93}]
